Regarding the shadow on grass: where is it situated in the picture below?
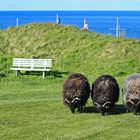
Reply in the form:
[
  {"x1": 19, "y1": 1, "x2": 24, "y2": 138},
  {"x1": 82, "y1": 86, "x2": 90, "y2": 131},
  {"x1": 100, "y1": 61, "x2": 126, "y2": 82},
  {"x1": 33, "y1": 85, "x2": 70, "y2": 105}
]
[
  {"x1": 82, "y1": 104, "x2": 126, "y2": 115},
  {"x1": 47, "y1": 70, "x2": 70, "y2": 78},
  {"x1": 20, "y1": 70, "x2": 70, "y2": 78},
  {"x1": 113, "y1": 104, "x2": 126, "y2": 115},
  {"x1": 82, "y1": 106, "x2": 96, "y2": 113}
]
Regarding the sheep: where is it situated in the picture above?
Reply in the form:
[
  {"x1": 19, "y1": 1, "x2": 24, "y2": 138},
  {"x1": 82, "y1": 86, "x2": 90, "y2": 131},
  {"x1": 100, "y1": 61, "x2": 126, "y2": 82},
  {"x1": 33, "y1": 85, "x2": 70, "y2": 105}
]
[
  {"x1": 91, "y1": 75, "x2": 119, "y2": 115},
  {"x1": 122, "y1": 73, "x2": 140, "y2": 115},
  {"x1": 62, "y1": 73, "x2": 90, "y2": 113}
]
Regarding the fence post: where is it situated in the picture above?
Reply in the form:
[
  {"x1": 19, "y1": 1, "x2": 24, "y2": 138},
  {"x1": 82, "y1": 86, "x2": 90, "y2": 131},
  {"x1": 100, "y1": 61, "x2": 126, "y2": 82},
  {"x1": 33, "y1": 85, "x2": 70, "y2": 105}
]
[{"x1": 16, "y1": 18, "x2": 19, "y2": 28}]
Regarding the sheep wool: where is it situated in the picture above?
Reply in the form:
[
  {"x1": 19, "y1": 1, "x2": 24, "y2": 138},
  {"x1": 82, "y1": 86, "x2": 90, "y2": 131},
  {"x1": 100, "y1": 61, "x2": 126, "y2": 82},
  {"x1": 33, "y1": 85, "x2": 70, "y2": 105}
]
[
  {"x1": 62, "y1": 73, "x2": 90, "y2": 113},
  {"x1": 91, "y1": 75, "x2": 119, "y2": 115},
  {"x1": 122, "y1": 73, "x2": 140, "y2": 115}
]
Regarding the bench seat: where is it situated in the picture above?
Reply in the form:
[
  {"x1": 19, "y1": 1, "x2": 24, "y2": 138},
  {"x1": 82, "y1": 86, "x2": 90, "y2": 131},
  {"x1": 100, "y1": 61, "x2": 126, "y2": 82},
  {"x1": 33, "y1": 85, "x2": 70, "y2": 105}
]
[
  {"x1": 10, "y1": 58, "x2": 52, "y2": 79},
  {"x1": 10, "y1": 68, "x2": 51, "y2": 71}
]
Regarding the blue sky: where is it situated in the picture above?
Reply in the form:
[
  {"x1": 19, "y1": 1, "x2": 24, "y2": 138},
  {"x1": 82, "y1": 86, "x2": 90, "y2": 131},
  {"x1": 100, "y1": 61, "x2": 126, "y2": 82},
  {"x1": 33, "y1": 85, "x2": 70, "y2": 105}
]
[{"x1": 0, "y1": 0, "x2": 140, "y2": 10}]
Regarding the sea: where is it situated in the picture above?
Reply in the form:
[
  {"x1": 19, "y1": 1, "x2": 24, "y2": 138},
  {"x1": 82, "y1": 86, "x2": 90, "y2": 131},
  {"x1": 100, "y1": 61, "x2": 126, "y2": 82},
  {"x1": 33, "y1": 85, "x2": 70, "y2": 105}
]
[{"x1": 0, "y1": 11, "x2": 140, "y2": 40}]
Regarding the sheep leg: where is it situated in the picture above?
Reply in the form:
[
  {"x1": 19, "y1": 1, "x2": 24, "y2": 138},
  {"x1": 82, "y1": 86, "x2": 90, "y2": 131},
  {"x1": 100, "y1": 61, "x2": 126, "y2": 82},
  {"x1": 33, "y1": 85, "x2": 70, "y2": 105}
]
[
  {"x1": 70, "y1": 108, "x2": 75, "y2": 113},
  {"x1": 124, "y1": 105, "x2": 130, "y2": 113},
  {"x1": 101, "y1": 111, "x2": 105, "y2": 116},
  {"x1": 78, "y1": 104, "x2": 83, "y2": 112},
  {"x1": 110, "y1": 109, "x2": 114, "y2": 115},
  {"x1": 126, "y1": 109, "x2": 130, "y2": 113},
  {"x1": 134, "y1": 105, "x2": 140, "y2": 115}
]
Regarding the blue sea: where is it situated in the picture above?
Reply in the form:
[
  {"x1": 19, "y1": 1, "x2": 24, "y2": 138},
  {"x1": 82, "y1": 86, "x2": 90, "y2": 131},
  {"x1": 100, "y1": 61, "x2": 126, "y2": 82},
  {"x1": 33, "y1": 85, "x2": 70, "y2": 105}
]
[{"x1": 0, "y1": 11, "x2": 140, "y2": 40}]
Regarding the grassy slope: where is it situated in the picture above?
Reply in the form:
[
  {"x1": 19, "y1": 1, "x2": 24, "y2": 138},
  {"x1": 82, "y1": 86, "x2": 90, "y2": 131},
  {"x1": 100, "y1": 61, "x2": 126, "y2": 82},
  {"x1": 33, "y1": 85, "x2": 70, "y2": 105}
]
[
  {"x1": 0, "y1": 23, "x2": 140, "y2": 139},
  {"x1": 0, "y1": 23, "x2": 139, "y2": 80}
]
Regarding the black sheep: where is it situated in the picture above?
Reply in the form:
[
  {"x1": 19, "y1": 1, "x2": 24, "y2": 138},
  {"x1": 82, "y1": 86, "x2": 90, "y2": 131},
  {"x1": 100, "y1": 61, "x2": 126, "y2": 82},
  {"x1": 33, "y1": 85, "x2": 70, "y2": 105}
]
[
  {"x1": 62, "y1": 73, "x2": 90, "y2": 113},
  {"x1": 122, "y1": 73, "x2": 140, "y2": 115},
  {"x1": 91, "y1": 75, "x2": 119, "y2": 115}
]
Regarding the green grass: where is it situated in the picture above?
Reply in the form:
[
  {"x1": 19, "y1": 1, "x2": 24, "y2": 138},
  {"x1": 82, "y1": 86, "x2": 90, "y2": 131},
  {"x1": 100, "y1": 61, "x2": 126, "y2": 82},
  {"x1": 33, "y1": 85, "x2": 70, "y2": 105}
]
[
  {"x1": 0, "y1": 23, "x2": 139, "y2": 78},
  {"x1": 0, "y1": 23, "x2": 140, "y2": 139},
  {"x1": 0, "y1": 75, "x2": 140, "y2": 140}
]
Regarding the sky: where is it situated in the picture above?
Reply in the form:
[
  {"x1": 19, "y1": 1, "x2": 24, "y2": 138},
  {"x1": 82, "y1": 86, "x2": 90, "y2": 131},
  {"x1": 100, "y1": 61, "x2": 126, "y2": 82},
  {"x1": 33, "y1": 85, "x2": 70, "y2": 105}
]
[{"x1": 0, "y1": 0, "x2": 140, "y2": 11}]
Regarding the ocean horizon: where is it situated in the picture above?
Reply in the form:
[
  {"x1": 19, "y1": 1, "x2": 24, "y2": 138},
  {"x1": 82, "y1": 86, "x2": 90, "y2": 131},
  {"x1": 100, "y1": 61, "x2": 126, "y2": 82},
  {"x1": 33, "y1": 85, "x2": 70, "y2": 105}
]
[{"x1": 0, "y1": 10, "x2": 140, "y2": 40}]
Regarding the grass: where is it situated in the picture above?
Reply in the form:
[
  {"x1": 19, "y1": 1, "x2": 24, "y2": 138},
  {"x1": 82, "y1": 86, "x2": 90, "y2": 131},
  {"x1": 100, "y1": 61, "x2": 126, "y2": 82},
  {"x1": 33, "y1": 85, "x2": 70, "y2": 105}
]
[
  {"x1": 0, "y1": 23, "x2": 140, "y2": 139},
  {"x1": 0, "y1": 23, "x2": 139, "y2": 80},
  {"x1": 0, "y1": 74, "x2": 140, "y2": 140}
]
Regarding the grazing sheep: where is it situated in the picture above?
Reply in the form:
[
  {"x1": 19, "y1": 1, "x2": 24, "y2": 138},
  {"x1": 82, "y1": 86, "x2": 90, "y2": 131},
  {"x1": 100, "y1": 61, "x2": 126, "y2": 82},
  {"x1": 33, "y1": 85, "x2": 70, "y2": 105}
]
[
  {"x1": 91, "y1": 75, "x2": 119, "y2": 115},
  {"x1": 62, "y1": 73, "x2": 90, "y2": 113},
  {"x1": 122, "y1": 73, "x2": 140, "y2": 115}
]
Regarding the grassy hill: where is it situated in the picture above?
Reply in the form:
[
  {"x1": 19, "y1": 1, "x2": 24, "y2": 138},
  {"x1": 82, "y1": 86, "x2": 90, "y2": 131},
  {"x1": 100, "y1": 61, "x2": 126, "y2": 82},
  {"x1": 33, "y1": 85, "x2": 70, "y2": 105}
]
[
  {"x1": 0, "y1": 23, "x2": 140, "y2": 140},
  {"x1": 0, "y1": 23, "x2": 140, "y2": 80}
]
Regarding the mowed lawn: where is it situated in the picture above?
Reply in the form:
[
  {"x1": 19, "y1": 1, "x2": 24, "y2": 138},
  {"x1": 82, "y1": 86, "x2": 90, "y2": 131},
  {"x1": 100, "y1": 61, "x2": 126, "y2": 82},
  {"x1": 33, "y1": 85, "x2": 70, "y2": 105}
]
[{"x1": 0, "y1": 75, "x2": 140, "y2": 140}]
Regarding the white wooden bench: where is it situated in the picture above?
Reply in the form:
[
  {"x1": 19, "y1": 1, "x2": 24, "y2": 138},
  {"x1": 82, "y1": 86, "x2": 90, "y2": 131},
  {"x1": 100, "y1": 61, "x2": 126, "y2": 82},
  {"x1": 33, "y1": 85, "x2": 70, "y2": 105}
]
[{"x1": 10, "y1": 58, "x2": 52, "y2": 79}]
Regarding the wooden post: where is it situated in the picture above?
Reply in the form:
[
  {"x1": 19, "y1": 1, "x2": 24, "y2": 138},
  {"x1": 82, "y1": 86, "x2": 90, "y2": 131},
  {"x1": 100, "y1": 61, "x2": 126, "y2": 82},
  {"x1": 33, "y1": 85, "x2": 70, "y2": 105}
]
[
  {"x1": 56, "y1": 14, "x2": 60, "y2": 24},
  {"x1": 16, "y1": 70, "x2": 20, "y2": 76},
  {"x1": 31, "y1": 59, "x2": 33, "y2": 70},
  {"x1": 84, "y1": 18, "x2": 88, "y2": 30},
  {"x1": 43, "y1": 71, "x2": 46, "y2": 79},
  {"x1": 116, "y1": 17, "x2": 119, "y2": 37},
  {"x1": 16, "y1": 18, "x2": 19, "y2": 28},
  {"x1": 109, "y1": 17, "x2": 126, "y2": 38}
]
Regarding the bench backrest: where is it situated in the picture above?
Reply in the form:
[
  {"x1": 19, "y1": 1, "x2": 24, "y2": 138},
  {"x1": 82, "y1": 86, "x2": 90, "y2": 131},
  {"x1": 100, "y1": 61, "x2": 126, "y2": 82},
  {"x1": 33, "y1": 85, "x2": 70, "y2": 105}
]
[{"x1": 12, "y1": 58, "x2": 52, "y2": 69}]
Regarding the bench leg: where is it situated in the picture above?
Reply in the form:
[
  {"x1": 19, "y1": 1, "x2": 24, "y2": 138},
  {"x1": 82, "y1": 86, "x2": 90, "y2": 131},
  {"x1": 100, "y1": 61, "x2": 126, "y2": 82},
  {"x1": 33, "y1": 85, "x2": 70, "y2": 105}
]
[
  {"x1": 16, "y1": 70, "x2": 20, "y2": 77},
  {"x1": 43, "y1": 71, "x2": 46, "y2": 79}
]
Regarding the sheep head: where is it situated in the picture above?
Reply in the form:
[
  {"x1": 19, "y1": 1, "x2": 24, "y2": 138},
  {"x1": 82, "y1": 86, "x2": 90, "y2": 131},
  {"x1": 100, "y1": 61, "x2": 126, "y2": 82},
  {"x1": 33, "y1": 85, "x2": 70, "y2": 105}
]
[
  {"x1": 126, "y1": 99, "x2": 140, "y2": 115},
  {"x1": 94, "y1": 101, "x2": 112, "y2": 115},
  {"x1": 65, "y1": 97, "x2": 81, "y2": 113}
]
